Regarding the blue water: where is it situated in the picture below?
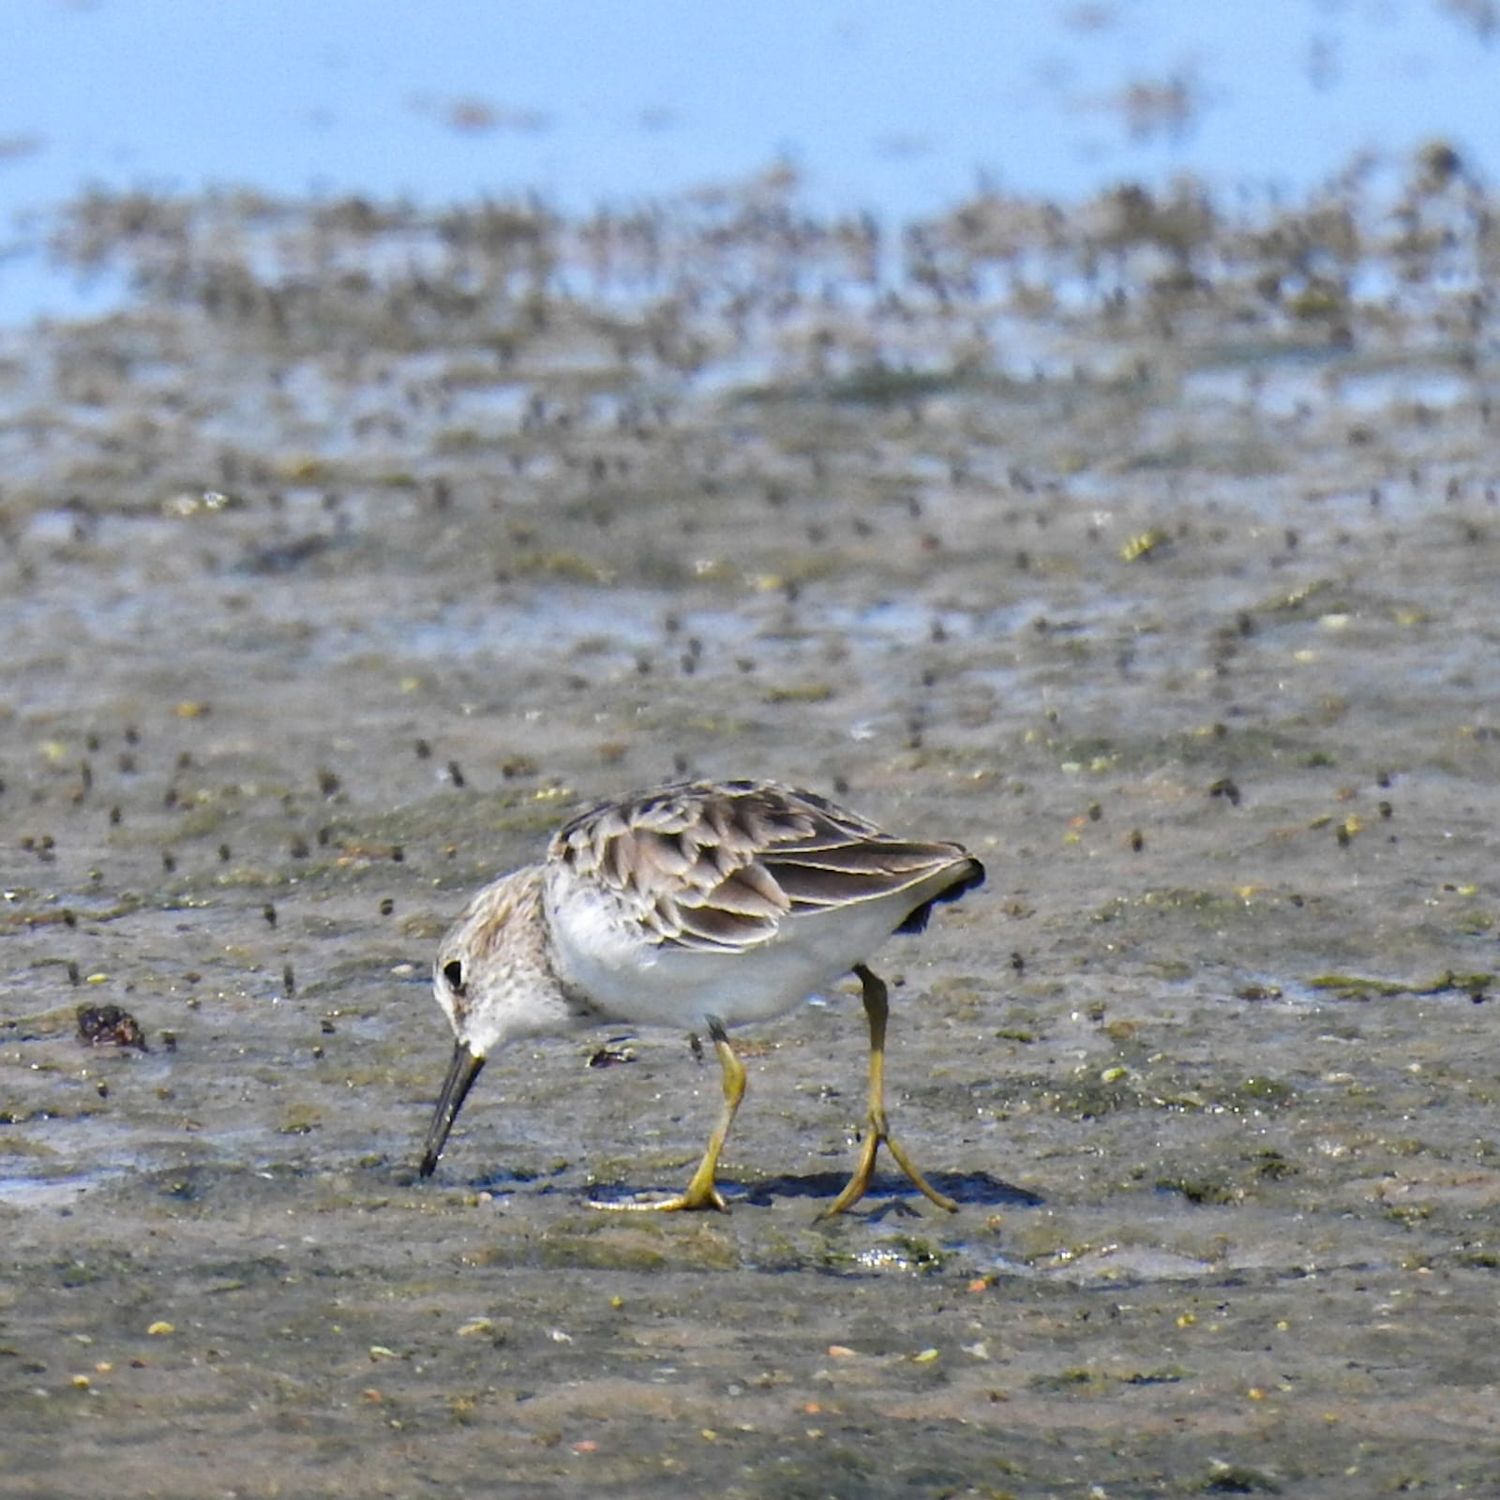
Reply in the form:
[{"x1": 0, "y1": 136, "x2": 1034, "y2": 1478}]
[{"x1": 1, "y1": 0, "x2": 1497, "y2": 322}]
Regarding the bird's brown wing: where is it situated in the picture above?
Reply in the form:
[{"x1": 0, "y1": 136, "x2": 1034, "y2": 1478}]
[{"x1": 549, "y1": 779, "x2": 981, "y2": 953}]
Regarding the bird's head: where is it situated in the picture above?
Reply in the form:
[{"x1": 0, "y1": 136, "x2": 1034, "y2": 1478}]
[{"x1": 418, "y1": 866, "x2": 550, "y2": 1178}]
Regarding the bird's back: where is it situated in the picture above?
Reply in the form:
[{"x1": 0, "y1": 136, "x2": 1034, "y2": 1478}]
[{"x1": 544, "y1": 779, "x2": 983, "y2": 1028}]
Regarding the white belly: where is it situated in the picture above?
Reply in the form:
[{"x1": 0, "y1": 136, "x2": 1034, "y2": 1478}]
[{"x1": 544, "y1": 869, "x2": 908, "y2": 1032}]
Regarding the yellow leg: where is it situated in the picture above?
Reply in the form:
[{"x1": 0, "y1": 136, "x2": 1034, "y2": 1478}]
[
  {"x1": 593, "y1": 1019, "x2": 744, "y2": 1213},
  {"x1": 819, "y1": 964, "x2": 958, "y2": 1218}
]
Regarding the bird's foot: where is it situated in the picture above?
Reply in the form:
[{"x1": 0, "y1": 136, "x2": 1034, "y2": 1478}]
[
  {"x1": 589, "y1": 1162, "x2": 730, "y2": 1213},
  {"x1": 819, "y1": 1115, "x2": 957, "y2": 1218},
  {"x1": 884, "y1": 1132, "x2": 959, "y2": 1215},
  {"x1": 589, "y1": 1187, "x2": 730, "y2": 1213}
]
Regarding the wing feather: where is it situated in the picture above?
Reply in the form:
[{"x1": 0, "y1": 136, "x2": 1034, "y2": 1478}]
[{"x1": 550, "y1": 779, "x2": 982, "y2": 954}]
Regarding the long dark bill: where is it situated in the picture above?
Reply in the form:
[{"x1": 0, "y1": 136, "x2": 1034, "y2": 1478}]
[{"x1": 419, "y1": 1042, "x2": 487, "y2": 1178}]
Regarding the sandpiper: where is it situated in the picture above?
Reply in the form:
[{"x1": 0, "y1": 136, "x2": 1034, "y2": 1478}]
[{"x1": 418, "y1": 778, "x2": 984, "y2": 1214}]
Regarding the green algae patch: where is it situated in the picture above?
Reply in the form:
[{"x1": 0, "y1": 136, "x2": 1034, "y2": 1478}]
[
  {"x1": 534, "y1": 1216, "x2": 739, "y2": 1273},
  {"x1": 0, "y1": 895, "x2": 145, "y2": 932},
  {"x1": 763, "y1": 681, "x2": 835, "y2": 705},
  {"x1": 1031, "y1": 1363, "x2": 1188, "y2": 1395},
  {"x1": 1091, "y1": 886, "x2": 1310, "y2": 929},
  {"x1": 1309, "y1": 970, "x2": 1494, "y2": 1001},
  {"x1": 276, "y1": 1103, "x2": 325, "y2": 1135},
  {"x1": 1201, "y1": 1460, "x2": 1285, "y2": 1493},
  {"x1": 814, "y1": 1232, "x2": 952, "y2": 1276},
  {"x1": 1308, "y1": 973, "x2": 1412, "y2": 999},
  {"x1": 1156, "y1": 1174, "x2": 1243, "y2": 1206}
]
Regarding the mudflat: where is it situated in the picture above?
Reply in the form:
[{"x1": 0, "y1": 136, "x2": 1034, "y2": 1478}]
[{"x1": 4, "y1": 160, "x2": 1500, "y2": 1496}]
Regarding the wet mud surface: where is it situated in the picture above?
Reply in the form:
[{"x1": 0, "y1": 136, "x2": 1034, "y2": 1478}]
[{"x1": 4, "y1": 157, "x2": 1500, "y2": 1496}]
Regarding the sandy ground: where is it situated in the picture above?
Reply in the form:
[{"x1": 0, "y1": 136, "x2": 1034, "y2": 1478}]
[{"x1": 4, "y1": 161, "x2": 1500, "y2": 1497}]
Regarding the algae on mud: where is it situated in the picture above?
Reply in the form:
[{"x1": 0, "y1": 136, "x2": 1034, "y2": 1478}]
[{"x1": 4, "y1": 155, "x2": 1500, "y2": 1495}]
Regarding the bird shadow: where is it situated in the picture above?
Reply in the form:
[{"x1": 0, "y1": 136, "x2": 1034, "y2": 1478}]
[
  {"x1": 459, "y1": 1165, "x2": 572, "y2": 1195},
  {"x1": 404, "y1": 1158, "x2": 1043, "y2": 1222},
  {"x1": 736, "y1": 1168, "x2": 1042, "y2": 1214}
]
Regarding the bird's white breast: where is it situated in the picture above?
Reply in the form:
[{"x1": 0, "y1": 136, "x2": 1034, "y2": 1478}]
[{"x1": 543, "y1": 864, "x2": 916, "y2": 1032}]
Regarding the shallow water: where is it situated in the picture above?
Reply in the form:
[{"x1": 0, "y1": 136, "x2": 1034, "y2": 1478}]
[{"x1": 3, "y1": 166, "x2": 1500, "y2": 1497}]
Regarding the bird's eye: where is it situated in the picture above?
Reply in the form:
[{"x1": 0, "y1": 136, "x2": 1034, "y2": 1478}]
[{"x1": 442, "y1": 959, "x2": 465, "y2": 996}]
